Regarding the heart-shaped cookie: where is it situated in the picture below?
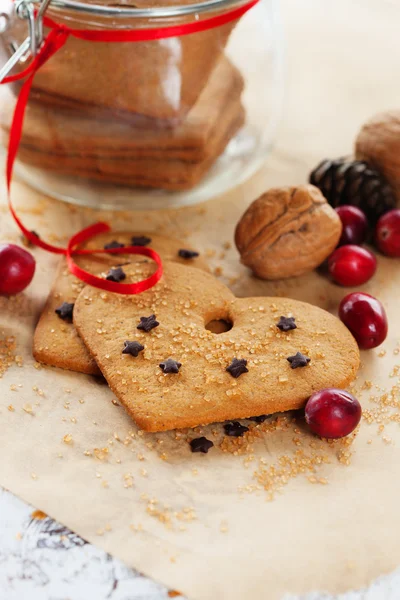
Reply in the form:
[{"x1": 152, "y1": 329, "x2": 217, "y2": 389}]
[
  {"x1": 33, "y1": 232, "x2": 208, "y2": 375},
  {"x1": 74, "y1": 261, "x2": 360, "y2": 431}
]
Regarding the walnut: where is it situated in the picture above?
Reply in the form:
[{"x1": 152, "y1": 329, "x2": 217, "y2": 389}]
[
  {"x1": 235, "y1": 185, "x2": 342, "y2": 280},
  {"x1": 356, "y1": 110, "x2": 400, "y2": 203}
]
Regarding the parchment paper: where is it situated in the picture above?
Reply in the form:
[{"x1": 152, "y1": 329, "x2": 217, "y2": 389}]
[{"x1": 1, "y1": 1, "x2": 400, "y2": 598}]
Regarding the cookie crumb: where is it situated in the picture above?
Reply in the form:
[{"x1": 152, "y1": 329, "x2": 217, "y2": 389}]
[
  {"x1": 94, "y1": 447, "x2": 109, "y2": 461},
  {"x1": 123, "y1": 474, "x2": 134, "y2": 488},
  {"x1": 220, "y1": 520, "x2": 229, "y2": 533},
  {"x1": 31, "y1": 509, "x2": 47, "y2": 520}
]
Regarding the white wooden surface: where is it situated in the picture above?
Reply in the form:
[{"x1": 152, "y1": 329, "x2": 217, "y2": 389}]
[{"x1": 1, "y1": 485, "x2": 400, "y2": 599}]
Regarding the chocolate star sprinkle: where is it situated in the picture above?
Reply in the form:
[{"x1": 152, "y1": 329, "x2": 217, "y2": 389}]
[
  {"x1": 277, "y1": 316, "x2": 297, "y2": 332},
  {"x1": 226, "y1": 358, "x2": 248, "y2": 378},
  {"x1": 159, "y1": 359, "x2": 182, "y2": 374},
  {"x1": 122, "y1": 341, "x2": 144, "y2": 357},
  {"x1": 178, "y1": 249, "x2": 200, "y2": 259},
  {"x1": 104, "y1": 240, "x2": 125, "y2": 250},
  {"x1": 190, "y1": 437, "x2": 214, "y2": 454},
  {"x1": 55, "y1": 302, "x2": 74, "y2": 321},
  {"x1": 106, "y1": 267, "x2": 126, "y2": 282},
  {"x1": 287, "y1": 352, "x2": 310, "y2": 369},
  {"x1": 249, "y1": 415, "x2": 268, "y2": 423},
  {"x1": 131, "y1": 236, "x2": 151, "y2": 247},
  {"x1": 137, "y1": 314, "x2": 159, "y2": 332},
  {"x1": 224, "y1": 422, "x2": 249, "y2": 437}
]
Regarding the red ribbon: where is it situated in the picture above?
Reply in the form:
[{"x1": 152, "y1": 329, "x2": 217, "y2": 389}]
[
  {"x1": 66, "y1": 222, "x2": 164, "y2": 295},
  {"x1": 1, "y1": 0, "x2": 259, "y2": 293}
]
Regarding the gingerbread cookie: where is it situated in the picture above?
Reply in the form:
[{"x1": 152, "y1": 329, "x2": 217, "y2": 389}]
[
  {"x1": 14, "y1": 107, "x2": 244, "y2": 190},
  {"x1": 5, "y1": 58, "x2": 244, "y2": 190},
  {"x1": 2, "y1": 0, "x2": 239, "y2": 123},
  {"x1": 33, "y1": 233, "x2": 208, "y2": 375},
  {"x1": 73, "y1": 261, "x2": 360, "y2": 432}
]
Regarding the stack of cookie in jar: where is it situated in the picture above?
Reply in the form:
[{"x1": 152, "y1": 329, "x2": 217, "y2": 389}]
[{"x1": 0, "y1": 0, "x2": 245, "y2": 191}]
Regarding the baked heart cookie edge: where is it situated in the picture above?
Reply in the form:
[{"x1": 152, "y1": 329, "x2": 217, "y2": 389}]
[
  {"x1": 33, "y1": 231, "x2": 208, "y2": 376},
  {"x1": 73, "y1": 261, "x2": 360, "y2": 432}
]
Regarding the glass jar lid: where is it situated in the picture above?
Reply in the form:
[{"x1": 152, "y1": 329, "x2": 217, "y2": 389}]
[{"x1": 34, "y1": 0, "x2": 248, "y2": 19}]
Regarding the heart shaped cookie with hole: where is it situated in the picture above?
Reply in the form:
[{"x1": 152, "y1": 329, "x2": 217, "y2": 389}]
[
  {"x1": 73, "y1": 262, "x2": 360, "y2": 431},
  {"x1": 33, "y1": 232, "x2": 208, "y2": 375}
]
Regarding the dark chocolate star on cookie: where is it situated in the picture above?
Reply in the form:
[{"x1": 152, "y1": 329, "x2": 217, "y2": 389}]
[
  {"x1": 190, "y1": 437, "x2": 214, "y2": 453},
  {"x1": 178, "y1": 249, "x2": 200, "y2": 259},
  {"x1": 131, "y1": 236, "x2": 152, "y2": 247},
  {"x1": 226, "y1": 358, "x2": 248, "y2": 378},
  {"x1": 159, "y1": 359, "x2": 182, "y2": 374},
  {"x1": 122, "y1": 341, "x2": 144, "y2": 357},
  {"x1": 106, "y1": 267, "x2": 126, "y2": 282},
  {"x1": 277, "y1": 316, "x2": 297, "y2": 332},
  {"x1": 104, "y1": 240, "x2": 125, "y2": 250},
  {"x1": 137, "y1": 314, "x2": 159, "y2": 332},
  {"x1": 224, "y1": 422, "x2": 249, "y2": 437},
  {"x1": 287, "y1": 352, "x2": 310, "y2": 369},
  {"x1": 55, "y1": 302, "x2": 74, "y2": 321},
  {"x1": 249, "y1": 415, "x2": 268, "y2": 423}
]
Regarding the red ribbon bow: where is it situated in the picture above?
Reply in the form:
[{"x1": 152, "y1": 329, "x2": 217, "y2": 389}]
[{"x1": 1, "y1": 0, "x2": 258, "y2": 293}]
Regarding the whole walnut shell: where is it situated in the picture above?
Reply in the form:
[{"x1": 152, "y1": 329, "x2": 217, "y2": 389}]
[
  {"x1": 235, "y1": 185, "x2": 342, "y2": 280},
  {"x1": 356, "y1": 110, "x2": 400, "y2": 204}
]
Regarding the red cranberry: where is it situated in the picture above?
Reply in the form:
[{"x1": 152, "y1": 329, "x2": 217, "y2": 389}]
[
  {"x1": 328, "y1": 245, "x2": 376, "y2": 286},
  {"x1": 305, "y1": 388, "x2": 361, "y2": 439},
  {"x1": 375, "y1": 209, "x2": 400, "y2": 257},
  {"x1": 339, "y1": 292, "x2": 388, "y2": 349},
  {"x1": 335, "y1": 205, "x2": 368, "y2": 246},
  {"x1": 0, "y1": 243, "x2": 36, "y2": 296}
]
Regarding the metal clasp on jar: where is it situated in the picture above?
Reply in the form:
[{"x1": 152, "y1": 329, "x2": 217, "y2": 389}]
[{"x1": 0, "y1": 0, "x2": 52, "y2": 82}]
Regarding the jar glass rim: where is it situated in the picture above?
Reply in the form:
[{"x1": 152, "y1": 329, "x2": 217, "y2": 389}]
[{"x1": 43, "y1": 0, "x2": 251, "y2": 19}]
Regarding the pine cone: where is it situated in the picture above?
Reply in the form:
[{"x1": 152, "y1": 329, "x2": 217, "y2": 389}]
[{"x1": 309, "y1": 158, "x2": 396, "y2": 223}]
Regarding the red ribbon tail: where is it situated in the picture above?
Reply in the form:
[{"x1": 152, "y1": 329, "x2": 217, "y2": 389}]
[{"x1": 6, "y1": 27, "x2": 70, "y2": 254}]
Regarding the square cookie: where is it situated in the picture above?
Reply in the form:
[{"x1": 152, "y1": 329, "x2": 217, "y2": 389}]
[
  {"x1": 33, "y1": 232, "x2": 208, "y2": 375},
  {"x1": 2, "y1": 58, "x2": 245, "y2": 189},
  {"x1": 1, "y1": 0, "x2": 240, "y2": 122}
]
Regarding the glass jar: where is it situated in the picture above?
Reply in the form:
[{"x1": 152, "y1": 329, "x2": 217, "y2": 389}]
[{"x1": 0, "y1": 0, "x2": 283, "y2": 210}]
